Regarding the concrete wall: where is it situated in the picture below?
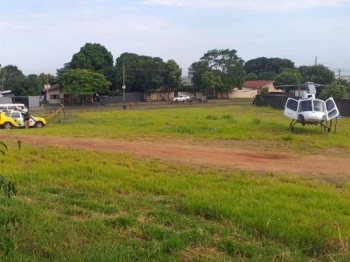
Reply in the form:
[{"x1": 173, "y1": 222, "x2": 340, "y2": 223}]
[
  {"x1": 0, "y1": 96, "x2": 40, "y2": 109},
  {"x1": 255, "y1": 95, "x2": 350, "y2": 116},
  {"x1": 100, "y1": 92, "x2": 144, "y2": 104},
  {"x1": 0, "y1": 97, "x2": 12, "y2": 104}
]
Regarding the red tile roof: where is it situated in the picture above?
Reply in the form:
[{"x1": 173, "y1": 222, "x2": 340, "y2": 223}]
[{"x1": 243, "y1": 80, "x2": 273, "y2": 89}]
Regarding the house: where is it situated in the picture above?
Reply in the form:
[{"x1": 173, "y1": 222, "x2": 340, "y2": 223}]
[
  {"x1": 43, "y1": 84, "x2": 78, "y2": 104},
  {"x1": 228, "y1": 80, "x2": 282, "y2": 98}
]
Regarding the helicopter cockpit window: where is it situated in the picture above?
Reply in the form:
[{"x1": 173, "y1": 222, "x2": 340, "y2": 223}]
[
  {"x1": 299, "y1": 100, "x2": 312, "y2": 112},
  {"x1": 313, "y1": 100, "x2": 325, "y2": 112},
  {"x1": 286, "y1": 99, "x2": 298, "y2": 111}
]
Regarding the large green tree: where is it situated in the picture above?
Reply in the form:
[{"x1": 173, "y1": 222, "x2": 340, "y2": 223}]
[
  {"x1": 58, "y1": 69, "x2": 111, "y2": 103},
  {"x1": 164, "y1": 60, "x2": 182, "y2": 91},
  {"x1": 0, "y1": 65, "x2": 25, "y2": 95},
  {"x1": 38, "y1": 73, "x2": 55, "y2": 86},
  {"x1": 274, "y1": 70, "x2": 302, "y2": 93},
  {"x1": 188, "y1": 61, "x2": 210, "y2": 89},
  {"x1": 245, "y1": 72, "x2": 258, "y2": 81},
  {"x1": 58, "y1": 43, "x2": 115, "y2": 93},
  {"x1": 319, "y1": 85, "x2": 348, "y2": 99},
  {"x1": 115, "y1": 53, "x2": 167, "y2": 94},
  {"x1": 201, "y1": 71, "x2": 222, "y2": 98},
  {"x1": 298, "y1": 65, "x2": 335, "y2": 85},
  {"x1": 258, "y1": 71, "x2": 277, "y2": 80},
  {"x1": 17, "y1": 74, "x2": 42, "y2": 96},
  {"x1": 70, "y1": 43, "x2": 114, "y2": 71},
  {"x1": 244, "y1": 57, "x2": 295, "y2": 75},
  {"x1": 189, "y1": 49, "x2": 245, "y2": 95}
]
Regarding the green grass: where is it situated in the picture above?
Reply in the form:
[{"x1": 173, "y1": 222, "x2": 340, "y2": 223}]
[
  {"x1": 1, "y1": 105, "x2": 350, "y2": 261},
  {"x1": 22, "y1": 105, "x2": 350, "y2": 153}
]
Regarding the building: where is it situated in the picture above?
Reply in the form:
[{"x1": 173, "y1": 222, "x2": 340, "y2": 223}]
[
  {"x1": 43, "y1": 84, "x2": 77, "y2": 104},
  {"x1": 228, "y1": 80, "x2": 282, "y2": 98}
]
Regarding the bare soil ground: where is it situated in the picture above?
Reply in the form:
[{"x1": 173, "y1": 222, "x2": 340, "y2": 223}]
[{"x1": 2, "y1": 134, "x2": 350, "y2": 183}]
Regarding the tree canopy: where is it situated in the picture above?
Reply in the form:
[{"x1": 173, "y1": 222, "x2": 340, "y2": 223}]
[
  {"x1": 165, "y1": 60, "x2": 182, "y2": 91},
  {"x1": 0, "y1": 65, "x2": 25, "y2": 94},
  {"x1": 58, "y1": 69, "x2": 111, "y2": 101},
  {"x1": 189, "y1": 49, "x2": 245, "y2": 95},
  {"x1": 18, "y1": 74, "x2": 42, "y2": 96},
  {"x1": 274, "y1": 70, "x2": 302, "y2": 93},
  {"x1": 115, "y1": 53, "x2": 167, "y2": 94},
  {"x1": 298, "y1": 65, "x2": 335, "y2": 85},
  {"x1": 318, "y1": 85, "x2": 348, "y2": 99},
  {"x1": 244, "y1": 57, "x2": 295, "y2": 75},
  {"x1": 70, "y1": 43, "x2": 114, "y2": 71}
]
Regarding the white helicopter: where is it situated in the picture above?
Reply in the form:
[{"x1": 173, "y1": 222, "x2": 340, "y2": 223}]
[{"x1": 283, "y1": 82, "x2": 340, "y2": 132}]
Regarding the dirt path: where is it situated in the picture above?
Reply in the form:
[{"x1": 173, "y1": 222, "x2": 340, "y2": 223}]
[{"x1": 2, "y1": 134, "x2": 350, "y2": 181}]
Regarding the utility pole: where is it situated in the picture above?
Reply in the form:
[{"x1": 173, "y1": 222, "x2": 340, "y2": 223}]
[
  {"x1": 122, "y1": 58, "x2": 126, "y2": 103},
  {"x1": 0, "y1": 64, "x2": 3, "y2": 93},
  {"x1": 315, "y1": 56, "x2": 317, "y2": 66}
]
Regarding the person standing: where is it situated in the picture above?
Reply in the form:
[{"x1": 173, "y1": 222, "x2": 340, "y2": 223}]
[{"x1": 24, "y1": 111, "x2": 30, "y2": 129}]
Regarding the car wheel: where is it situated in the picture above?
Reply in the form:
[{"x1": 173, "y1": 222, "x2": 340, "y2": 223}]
[
  {"x1": 3, "y1": 122, "x2": 13, "y2": 129},
  {"x1": 35, "y1": 121, "x2": 44, "y2": 128}
]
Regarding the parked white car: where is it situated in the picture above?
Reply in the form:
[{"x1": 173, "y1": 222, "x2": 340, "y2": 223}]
[{"x1": 172, "y1": 95, "x2": 190, "y2": 103}]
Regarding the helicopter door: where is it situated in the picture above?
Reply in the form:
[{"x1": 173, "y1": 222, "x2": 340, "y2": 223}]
[
  {"x1": 284, "y1": 98, "x2": 298, "y2": 119},
  {"x1": 325, "y1": 98, "x2": 339, "y2": 120}
]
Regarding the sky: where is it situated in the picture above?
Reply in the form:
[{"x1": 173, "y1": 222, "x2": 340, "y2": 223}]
[{"x1": 1, "y1": 0, "x2": 350, "y2": 77}]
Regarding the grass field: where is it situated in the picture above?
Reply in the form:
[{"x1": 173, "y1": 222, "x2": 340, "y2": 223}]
[{"x1": 1, "y1": 103, "x2": 350, "y2": 261}]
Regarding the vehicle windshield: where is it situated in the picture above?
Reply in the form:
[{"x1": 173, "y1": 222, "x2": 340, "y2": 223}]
[{"x1": 299, "y1": 100, "x2": 313, "y2": 112}]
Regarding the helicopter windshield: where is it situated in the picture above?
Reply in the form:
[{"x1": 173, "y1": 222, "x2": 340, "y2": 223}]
[
  {"x1": 299, "y1": 100, "x2": 313, "y2": 112},
  {"x1": 313, "y1": 100, "x2": 325, "y2": 112}
]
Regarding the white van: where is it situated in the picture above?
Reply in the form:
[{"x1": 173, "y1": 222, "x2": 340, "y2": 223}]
[{"x1": 0, "y1": 104, "x2": 28, "y2": 113}]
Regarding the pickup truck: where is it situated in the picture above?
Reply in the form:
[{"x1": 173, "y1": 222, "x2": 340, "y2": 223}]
[
  {"x1": 0, "y1": 111, "x2": 46, "y2": 129},
  {"x1": 172, "y1": 95, "x2": 190, "y2": 103}
]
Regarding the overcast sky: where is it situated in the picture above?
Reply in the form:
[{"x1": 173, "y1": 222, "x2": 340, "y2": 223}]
[{"x1": 1, "y1": 0, "x2": 350, "y2": 76}]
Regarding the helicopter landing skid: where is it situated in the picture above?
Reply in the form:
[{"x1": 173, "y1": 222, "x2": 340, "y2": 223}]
[
  {"x1": 289, "y1": 119, "x2": 332, "y2": 132},
  {"x1": 320, "y1": 119, "x2": 332, "y2": 133},
  {"x1": 289, "y1": 119, "x2": 301, "y2": 132}
]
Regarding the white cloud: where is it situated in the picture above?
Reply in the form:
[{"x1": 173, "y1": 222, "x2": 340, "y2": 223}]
[
  {"x1": 142, "y1": 0, "x2": 350, "y2": 13},
  {"x1": 142, "y1": 0, "x2": 184, "y2": 7}
]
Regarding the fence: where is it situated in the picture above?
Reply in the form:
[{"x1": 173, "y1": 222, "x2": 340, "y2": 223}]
[{"x1": 255, "y1": 95, "x2": 350, "y2": 116}]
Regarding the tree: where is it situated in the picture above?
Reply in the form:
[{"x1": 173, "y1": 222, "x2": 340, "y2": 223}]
[
  {"x1": 58, "y1": 69, "x2": 111, "y2": 103},
  {"x1": 71, "y1": 43, "x2": 114, "y2": 71},
  {"x1": 188, "y1": 60, "x2": 210, "y2": 89},
  {"x1": 38, "y1": 73, "x2": 55, "y2": 86},
  {"x1": 245, "y1": 73, "x2": 258, "y2": 81},
  {"x1": 69, "y1": 43, "x2": 115, "y2": 92},
  {"x1": 244, "y1": 57, "x2": 295, "y2": 74},
  {"x1": 164, "y1": 59, "x2": 182, "y2": 91},
  {"x1": 258, "y1": 71, "x2": 277, "y2": 80},
  {"x1": 201, "y1": 71, "x2": 222, "y2": 98},
  {"x1": 115, "y1": 53, "x2": 167, "y2": 94},
  {"x1": 18, "y1": 74, "x2": 41, "y2": 96},
  {"x1": 0, "y1": 65, "x2": 24, "y2": 94},
  {"x1": 199, "y1": 49, "x2": 245, "y2": 95},
  {"x1": 298, "y1": 65, "x2": 335, "y2": 85},
  {"x1": 274, "y1": 71, "x2": 302, "y2": 93},
  {"x1": 56, "y1": 62, "x2": 71, "y2": 77},
  {"x1": 319, "y1": 85, "x2": 348, "y2": 99}
]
